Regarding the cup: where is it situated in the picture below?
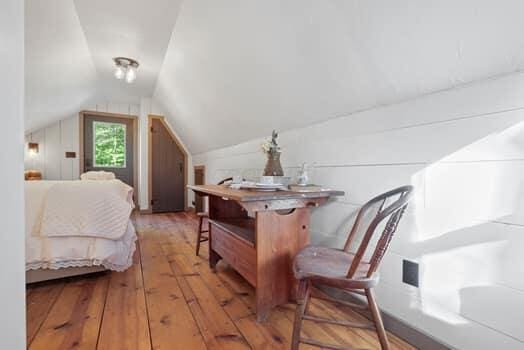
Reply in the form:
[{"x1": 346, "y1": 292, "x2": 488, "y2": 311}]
[
  {"x1": 232, "y1": 175, "x2": 243, "y2": 184},
  {"x1": 259, "y1": 176, "x2": 274, "y2": 185}
]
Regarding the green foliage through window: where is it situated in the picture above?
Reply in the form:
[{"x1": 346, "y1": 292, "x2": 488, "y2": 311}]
[{"x1": 93, "y1": 122, "x2": 126, "y2": 168}]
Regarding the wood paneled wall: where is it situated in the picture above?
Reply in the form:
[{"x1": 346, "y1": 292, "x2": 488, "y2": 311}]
[
  {"x1": 24, "y1": 102, "x2": 140, "y2": 180},
  {"x1": 193, "y1": 72, "x2": 524, "y2": 350},
  {"x1": 25, "y1": 116, "x2": 79, "y2": 180}
]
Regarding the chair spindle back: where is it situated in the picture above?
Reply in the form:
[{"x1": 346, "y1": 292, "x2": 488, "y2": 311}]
[
  {"x1": 217, "y1": 177, "x2": 233, "y2": 185},
  {"x1": 344, "y1": 186, "x2": 414, "y2": 279}
]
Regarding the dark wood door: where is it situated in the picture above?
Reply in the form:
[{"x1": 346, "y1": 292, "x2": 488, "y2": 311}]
[
  {"x1": 84, "y1": 114, "x2": 134, "y2": 187},
  {"x1": 194, "y1": 167, "x2": 205, "y2": 213},
  {"x1": 151, "y1": 119, "x2": 185, "y2": 212}
]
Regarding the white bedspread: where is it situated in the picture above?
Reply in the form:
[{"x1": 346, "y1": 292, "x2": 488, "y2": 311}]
[
  {"x1": 39, "y1": 180, "x2": 134, "y2": 240},
  {"x1": 25, "y1": 181, "x2": 137, "y2": 271}
]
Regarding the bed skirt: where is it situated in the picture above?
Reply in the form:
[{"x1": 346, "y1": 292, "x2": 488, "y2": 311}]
[{"x1": 26, "y1": 266, "x2": 107, "y2": 284}]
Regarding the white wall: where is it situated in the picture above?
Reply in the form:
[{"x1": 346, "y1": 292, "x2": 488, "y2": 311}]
[
  {"x1": 24, "y1": 99, "x2": 192, "y2": 211},
  {"x1": 139, "y1": 98, "x2": 153, "y2": 210},
  {"x1": 154, "y1": 0, "x2": 524, "y2": 155},
  {"x1": 193, "y1": 71, "x2": 524, "y2": 349},
  {"x1": 25, "y1": 101, "x2": 140, "y2": 181},
  {"x1": 0, "y1": 0, "x2": 26, "y2": 348},
  {"x1": 25, "y1": 116, "x2": 80, "y2": 180}
]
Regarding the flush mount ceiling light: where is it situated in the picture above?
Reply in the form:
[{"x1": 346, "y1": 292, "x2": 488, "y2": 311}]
[{"x1": 113, "y1": 57, "x2": 139, "y2": 83}]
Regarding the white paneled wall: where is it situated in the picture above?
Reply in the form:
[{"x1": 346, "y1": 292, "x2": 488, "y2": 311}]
[
  {"x1": 0, "y1": 0, "x2": 25, "y2": 348},
  {"x1": 25, "y1": 116, "x2": 79, "y2": 180},
  {"x1": 193, "y1": 72, "x2": 524, "y2": 349},
  {"x1": 25, "y1": 101, "x2": 139, "y2": 180},
  {"x1": 23, "y1": 99, "x2": 192, "y2": 211}
]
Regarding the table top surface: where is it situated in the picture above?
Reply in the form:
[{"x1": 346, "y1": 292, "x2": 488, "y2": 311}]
[{"x1": 188, "y1": 184, "x2": 344, "y2": 202}]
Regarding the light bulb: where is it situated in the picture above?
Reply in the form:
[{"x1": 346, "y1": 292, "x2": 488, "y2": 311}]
[
  {"x1": 114, "y1": 65, "x2": 125, "y2": 79},
  {"x1": 125, "y1": 65, "x2": 137, "y2": 83}
]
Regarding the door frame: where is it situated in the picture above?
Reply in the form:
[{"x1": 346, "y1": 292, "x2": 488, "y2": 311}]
[
  {"x1": 193, "y1": 165, "x2": 206, "y2": 212},
  {"x1": 79, "y1": 110, "x2": 139, "y2": 203},
  {"x1": 148, "y1": 114, "x2": 189, "y2": 212}
]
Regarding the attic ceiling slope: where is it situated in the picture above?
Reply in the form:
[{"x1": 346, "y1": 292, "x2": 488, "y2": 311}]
[
  {"x1": 25, "y1": 0, "x2": 183, "y2": 132},
  {"x1": 25, "y1": 0, "x2": 97, "y2": 132},
  {"x1": 153, "y1": 0, "x2": 524, "y2": 154},
  {"x1": 73, "y1": 0, "x2": 183, "y2": 103}
]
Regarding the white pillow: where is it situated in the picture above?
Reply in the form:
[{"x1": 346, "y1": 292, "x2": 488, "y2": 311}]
[{"x1": 80, "y1": 171, "x2": 116, "y2": 181}]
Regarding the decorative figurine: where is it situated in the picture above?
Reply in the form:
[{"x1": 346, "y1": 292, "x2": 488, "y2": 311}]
[{"x1": 261, "y1": 130, "x2": 284, "y2": 176}]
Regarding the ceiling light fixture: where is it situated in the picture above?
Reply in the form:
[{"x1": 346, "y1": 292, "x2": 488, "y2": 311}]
[
  {"x1": 113, "y1": 57, "x2": 139, "y2": 83},
  {"x1": 125, "y1": 65, "x2": 137, "y2": 83},
  {"x1": 114, "y1": 65, "x2": 126, "y2": 80}
]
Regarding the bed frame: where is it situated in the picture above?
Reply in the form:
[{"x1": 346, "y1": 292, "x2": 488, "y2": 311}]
[{"x1": 26, "y1": 266, "x2": 107, "y2": 284}]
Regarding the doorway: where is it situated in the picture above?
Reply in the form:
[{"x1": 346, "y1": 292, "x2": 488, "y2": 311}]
[
  {"x1": 80, "y1": 111, "x2": 138, "y2": 192},
  {"x1": 149, "y1": 115, "x2": 187, "y2": 213},
  {"x1": 194, "y1": 165, "x2": 205, "y2": 213}
]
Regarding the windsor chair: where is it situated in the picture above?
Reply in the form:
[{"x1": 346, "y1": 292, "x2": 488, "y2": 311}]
[{"x1": 291, "y1": 185, "x2": 414, "y2": 350}]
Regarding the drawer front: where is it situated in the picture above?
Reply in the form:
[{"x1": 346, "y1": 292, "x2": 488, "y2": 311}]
[{"x1": 211, "y1": 223, "x2": 256, "y2": 286}]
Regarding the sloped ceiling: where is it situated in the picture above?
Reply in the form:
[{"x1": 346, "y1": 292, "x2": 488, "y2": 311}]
[
  {"x1": 25, "y1": 0, "x2": 182, "y2": 131},
  {"x1": 73, "y1": 0, "x2": 181, "y2": 103},
  {"x1": 25, "y1": 0, "x2": 97, "y2": 132},
  {"x1": 26, "y1": 1, "x2": 524, "y2": 152},
  {"x1": 154, "y1": 0, "x2": 524, "y2": 154}
]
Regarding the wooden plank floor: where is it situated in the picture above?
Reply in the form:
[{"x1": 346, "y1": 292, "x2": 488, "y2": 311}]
[{"x1": 26, "y1": 212, "x2": 417, "y2": 350}]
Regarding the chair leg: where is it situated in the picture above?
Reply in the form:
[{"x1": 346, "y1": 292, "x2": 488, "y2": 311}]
[
  {"x1": 366, "y1": 288, "x2": 390, "y2": 350},
  {"x1": 291, "y1": 279, "x2": 310, "y2": 350},
  {"x1": 196, "y1": 216, "x2": 204, "y2": 256}
]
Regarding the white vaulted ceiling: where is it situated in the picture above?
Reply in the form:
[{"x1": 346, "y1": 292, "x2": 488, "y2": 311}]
[
  {"x1": 25, "y1": 0, "x2": 182, "y2": 131},
  {"x1": 25, "y1": 0, "x2": 97, "y2": 132},
  {"x1": 73, "y1": 0, "x2": 182, "y2": 102},
  {"x1": 26, "y1": 0, "x2": 524, "y2": 152},
  {"x1": 154, "y1": 0, "x2": 524, "y2": 154}
]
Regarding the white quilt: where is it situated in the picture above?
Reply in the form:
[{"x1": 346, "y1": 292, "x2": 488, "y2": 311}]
[
  {"x1": 25, "y1": 180, "x2": 137, "y2": 271},
  {"x1": 39, "y1": 180, "x2": 134, "y2": 240}
]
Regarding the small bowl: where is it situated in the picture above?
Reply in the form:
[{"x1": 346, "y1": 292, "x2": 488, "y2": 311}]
[
  {"x1": 259, "y1": 176, "x2": 275, "y2": 185},
  {"x1": 258, "y1": 176, "x2": 291, "y2": 186}
]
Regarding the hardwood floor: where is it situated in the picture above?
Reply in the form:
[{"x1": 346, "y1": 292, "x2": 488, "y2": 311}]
[{"x1": 26, "y1": 212, "x2": 416, "y2": 350}]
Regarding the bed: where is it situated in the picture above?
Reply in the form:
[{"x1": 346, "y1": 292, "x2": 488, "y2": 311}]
[{"x1": 25, "y1": 179, "x2": 137, "y2": 283}]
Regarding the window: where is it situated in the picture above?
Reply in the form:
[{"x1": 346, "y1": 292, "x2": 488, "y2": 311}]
[{"x1": 93, "y1": 121, "x2": 126, "y2": 168}]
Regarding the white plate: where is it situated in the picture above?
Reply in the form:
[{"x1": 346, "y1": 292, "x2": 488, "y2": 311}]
[
  {"x1": 255, "y1": 183, "x2": 284, "y2": 187},
  {"x1": 241, "y1": 184, "x2": 286, "y2": 191},
  {"x1": 246, "y1": 187, "x2": 281, "y2": 192}
]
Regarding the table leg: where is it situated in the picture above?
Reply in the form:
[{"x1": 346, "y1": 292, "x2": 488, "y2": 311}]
[
  {"x1": 255, "y1": 208, "x2": 310, "y2": 322},
  {"x1": 209, "y1": 249, "x2": 221, "y2": 270}
]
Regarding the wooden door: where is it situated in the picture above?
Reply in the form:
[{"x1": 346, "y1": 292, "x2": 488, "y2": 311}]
[
  {"x1": 151, "y1": 119, "x2": 185, "y2": 212},
  {"x1": 83, "y1": 114, "x2": 134, "y2": 187},
  {"x1": 194, "y1": 167, "x2": 205, "y2": 213}
]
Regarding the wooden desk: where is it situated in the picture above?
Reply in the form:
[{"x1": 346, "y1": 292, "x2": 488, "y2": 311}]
[{"x1": 188, "y1": 184, "x2": 344, "y2": 322}]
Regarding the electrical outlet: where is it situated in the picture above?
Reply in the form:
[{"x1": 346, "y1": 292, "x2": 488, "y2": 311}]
[{"x1": 402, "y1": 259, "x2": 419, "y2": 287}]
